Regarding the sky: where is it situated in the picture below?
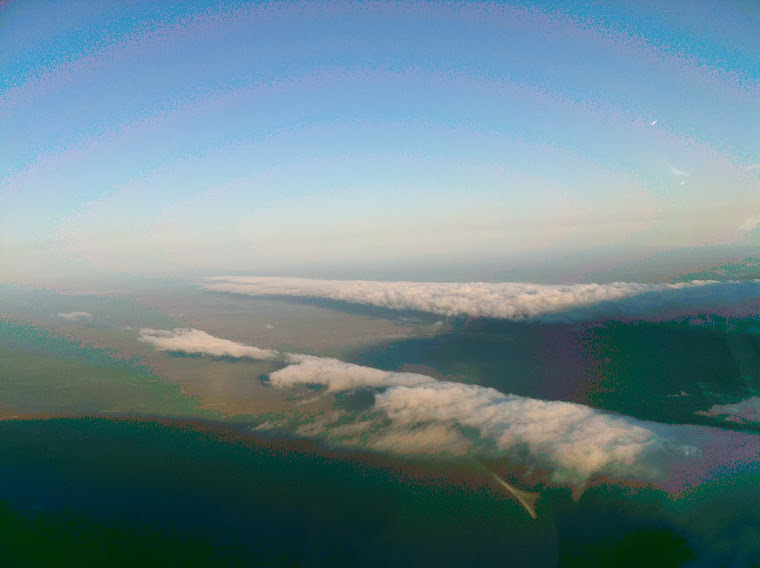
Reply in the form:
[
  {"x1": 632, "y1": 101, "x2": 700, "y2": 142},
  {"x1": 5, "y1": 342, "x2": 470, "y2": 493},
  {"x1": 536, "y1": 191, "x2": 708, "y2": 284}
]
[{"x1": 1, "y1": 0, "x2": 758, "y2": 283}]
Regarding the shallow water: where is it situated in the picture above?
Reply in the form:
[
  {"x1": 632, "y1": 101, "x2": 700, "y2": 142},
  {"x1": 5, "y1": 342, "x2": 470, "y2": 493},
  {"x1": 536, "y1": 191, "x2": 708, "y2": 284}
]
[
  {"x1": 1, "y1": 416, "x2": 758, "y2": 566},
  {"x1": 0, "y1": 417, "x2": 558, "y2": 567},
  {"x1": 2, "y1": 284, "x2": 760, "y2": 565}
]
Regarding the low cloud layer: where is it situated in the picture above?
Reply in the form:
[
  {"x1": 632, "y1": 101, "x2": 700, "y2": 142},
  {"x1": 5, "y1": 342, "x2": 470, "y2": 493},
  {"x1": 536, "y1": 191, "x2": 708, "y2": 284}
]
[
  {"x1": 271, "y1": 354, "x2": 435, "y2": 391},
  {"x1": 138, "y1": 328, "x2": 280, "y2": 360},
  {"x1": 275, "y1": 355, "x2": 660, "y2": 482},
  {"x1": 139, "y1": 327, "x2": 684, "y2": 486},
  {"x1": 57, "y1": 311, "x2": 93, "y2": 322},
  {"x1": 199, "y1": 276, "x2": 753, "y2": 321},
  {"x1": 375, "y1": 382, "x2": 656, "y2": 480}
]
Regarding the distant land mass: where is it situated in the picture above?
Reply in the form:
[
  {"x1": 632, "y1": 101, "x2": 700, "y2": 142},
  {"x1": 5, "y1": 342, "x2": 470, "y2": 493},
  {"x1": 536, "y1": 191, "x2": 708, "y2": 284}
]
[{"x1": 672, "y1": 256, "x2": 760, "y2": 283}]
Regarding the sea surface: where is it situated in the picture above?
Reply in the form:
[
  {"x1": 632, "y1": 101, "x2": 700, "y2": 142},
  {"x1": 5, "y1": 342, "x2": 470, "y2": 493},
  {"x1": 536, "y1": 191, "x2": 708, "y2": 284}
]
[{"x1": 2, "y1": 282, "x2": 760, "y2": 566}]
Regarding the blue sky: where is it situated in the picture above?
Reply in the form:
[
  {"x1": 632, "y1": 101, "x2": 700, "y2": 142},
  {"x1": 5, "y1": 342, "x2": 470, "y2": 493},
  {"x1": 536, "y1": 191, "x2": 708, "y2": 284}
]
[{"x1": 1, "y1": 0, "x2": 758, "y2": 282}]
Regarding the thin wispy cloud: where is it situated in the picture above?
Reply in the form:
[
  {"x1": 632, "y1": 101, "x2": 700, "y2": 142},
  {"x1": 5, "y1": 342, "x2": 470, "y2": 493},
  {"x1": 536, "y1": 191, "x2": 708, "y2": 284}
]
[{"x1": 669, "y1": 165, "x2": 690, "y2": 177}]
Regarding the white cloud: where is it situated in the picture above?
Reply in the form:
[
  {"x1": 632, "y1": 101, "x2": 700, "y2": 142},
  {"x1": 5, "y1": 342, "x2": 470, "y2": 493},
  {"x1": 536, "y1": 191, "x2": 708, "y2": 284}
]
[
  {"x1": 669, "y1": 165, "x2": 690, "y2": 177},
  {"x1": 368, "y1": 423, "x2": 472, "y2": 456},
  {"x1": 201, "y1": 276, "x2": 725, "y2": 321},
  {"x1": 57, "y1": 311, "x2": 93, "y2": 322},
  {"x1": 137, "y1": 328, "x2": 280, "y2": 360},
  {"x1": 272, "y1": 354, "x2": 433, "y2": 391},
  {"x1": 271, "y1": 355, "x2": 668, "y2": 484},
  {"x1": 737, "y1": 215, "x2": 760, "y2": 235},
  {"x1": 139, "y1": 327, "x2": 676, "y2": 487},
  {"x1": 373, "y1": 382, "x2": 656, "y2": 483},
  {"x1": 650, "y1": 119, "x2": 658, "y2": 126}
]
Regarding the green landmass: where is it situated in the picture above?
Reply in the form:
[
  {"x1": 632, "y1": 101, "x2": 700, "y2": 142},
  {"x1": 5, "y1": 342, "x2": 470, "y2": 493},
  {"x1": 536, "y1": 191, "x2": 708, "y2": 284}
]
[{"x1": 671, "y1": 256, "x2": 760, "y2": 282}]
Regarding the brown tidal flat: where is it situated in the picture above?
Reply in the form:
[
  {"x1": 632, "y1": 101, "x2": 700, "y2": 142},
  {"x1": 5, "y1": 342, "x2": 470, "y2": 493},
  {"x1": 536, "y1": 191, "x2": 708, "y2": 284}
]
[{"x1": 130, "y1": 288, "x2": 416, "y2": 357}]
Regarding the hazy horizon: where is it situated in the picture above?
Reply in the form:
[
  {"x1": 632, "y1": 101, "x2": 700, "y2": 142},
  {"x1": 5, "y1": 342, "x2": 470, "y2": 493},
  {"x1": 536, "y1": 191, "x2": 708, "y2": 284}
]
[{"x1": 2, "y1": 0, "x2": 758, "y2": 284}]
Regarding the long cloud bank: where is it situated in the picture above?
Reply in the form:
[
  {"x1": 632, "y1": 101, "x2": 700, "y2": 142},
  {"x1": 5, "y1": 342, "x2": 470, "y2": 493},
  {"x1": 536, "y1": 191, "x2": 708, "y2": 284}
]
[
  {"x1": 200, "y1": 276, "x2": 760, "y2": 321},
  {"x1": 273, "y1": 353, "x2": 659, "y2": 482},
  {"x1": 138, "y1": 327, "x2": 693, "y2": 486}
]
